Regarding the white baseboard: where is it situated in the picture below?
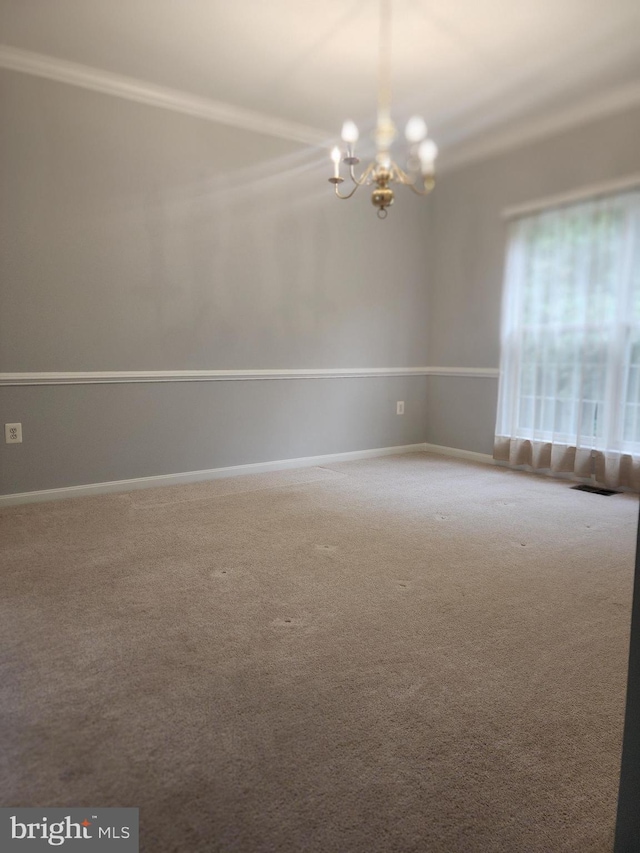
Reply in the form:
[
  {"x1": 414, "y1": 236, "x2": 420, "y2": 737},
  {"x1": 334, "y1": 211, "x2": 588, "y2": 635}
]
[
  {"x1": 0, "y1": 443, "x2": 428, "y2": 507},
  {"x1": 423, "y1": 442, "x2": 496, "y2": 465}
]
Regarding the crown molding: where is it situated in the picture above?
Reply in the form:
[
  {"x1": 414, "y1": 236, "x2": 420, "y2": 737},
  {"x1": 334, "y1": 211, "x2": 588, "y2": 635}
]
[
  {"x1": 0, "y1": 44, "x2": 328, "y2": 148},
  {"x1": 439, "y1": 78, "x2": 640, "y2": 173},
  {"x1": 2, "y1": 44, "x2": 639, "y2": 171},
  {"x1": 4, "y1": 44, "x2": 634, "y2": 176},
  {"x1": 502, "y1": 172, "x2": 640, "y2": 220},
  {"x1": 0, "y1": 367, "x2": 500, "y2": 386}
]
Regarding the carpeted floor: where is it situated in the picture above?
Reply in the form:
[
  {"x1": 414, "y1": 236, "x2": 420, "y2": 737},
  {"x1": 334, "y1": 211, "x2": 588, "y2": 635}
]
[{"x1": 0, "y1": 452, "x2": 637, "y2": 852}]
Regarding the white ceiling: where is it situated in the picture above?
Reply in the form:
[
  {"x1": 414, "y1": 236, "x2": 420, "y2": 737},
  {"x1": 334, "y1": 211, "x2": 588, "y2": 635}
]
[{"x1": 1, "y1": 0, "x2": 640, "y2": 160}]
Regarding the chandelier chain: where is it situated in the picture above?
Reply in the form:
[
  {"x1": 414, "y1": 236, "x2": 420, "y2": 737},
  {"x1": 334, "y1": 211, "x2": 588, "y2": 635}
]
[{"x1": 378, "y1": 0, "x2": 392, "y2": 124}]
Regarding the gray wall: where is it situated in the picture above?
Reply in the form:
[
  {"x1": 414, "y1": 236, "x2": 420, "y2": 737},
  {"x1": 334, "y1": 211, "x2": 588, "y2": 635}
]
[
  {"x1": 426, "y1": 104, "x2": 640, "y2": 455},
  {"x1": 1, "y1": 377, "x2": 428, "y2": 494},
  {"x1": 4, "y1": 65, "x2": 636, "y2": 496},
  {"x1": 0, "y1": 70, "x2": 431, "y2": 495}
]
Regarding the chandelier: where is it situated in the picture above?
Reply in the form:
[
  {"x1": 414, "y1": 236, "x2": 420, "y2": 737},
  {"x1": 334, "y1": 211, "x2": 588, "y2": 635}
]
[{"x1": 328, "y1": 0, "x2": 438, "y2": 218}]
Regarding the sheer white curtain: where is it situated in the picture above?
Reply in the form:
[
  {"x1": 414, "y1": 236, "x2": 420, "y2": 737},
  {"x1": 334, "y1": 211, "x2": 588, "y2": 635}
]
[{"x1": 494, "y1": 189, "x2": 640, "y2": 490}]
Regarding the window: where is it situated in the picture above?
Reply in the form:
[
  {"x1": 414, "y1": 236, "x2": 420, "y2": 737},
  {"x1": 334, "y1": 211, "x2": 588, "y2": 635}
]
[{"x1": 495, "y1": 188, "x2": 640, "y2": 487}]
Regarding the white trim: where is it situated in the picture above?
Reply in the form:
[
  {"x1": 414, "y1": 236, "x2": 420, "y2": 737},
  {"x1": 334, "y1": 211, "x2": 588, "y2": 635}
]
[
  {"x1": 0, "y1": 443, "x2": 428, "y2": 506},
  {"x1": 0, "y1": 367, "x2": 500, "y2": 386},
  {"x1": 4, "y1": 46, "x2": 640, "y2": 169},
  {"x1": 441, "y1": 78, "x2": 640, "y2": 174},
  {"x1": 425, "y1": 367, "x2": 499, "y2": 378},
  {"x1": 423, "y1": 443, "x2": 496, "y2": 466},
  {"x1": 0, "y1": 45, "x2": 327, "y2": 148},
  {"x1": 502, "y1": 173, "x2": 640, "y2": 220}
]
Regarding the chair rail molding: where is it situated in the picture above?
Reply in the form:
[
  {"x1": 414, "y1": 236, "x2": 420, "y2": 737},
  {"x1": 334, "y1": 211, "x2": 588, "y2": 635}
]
[{"x1": 0, "y1": 367, "x2": 500, "y2": 386}]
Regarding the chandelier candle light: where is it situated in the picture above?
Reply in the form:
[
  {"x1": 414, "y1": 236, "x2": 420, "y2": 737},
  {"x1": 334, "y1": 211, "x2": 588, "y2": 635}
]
[{"x1": 329, "y1": 0, "x2": 438, "y2": 218}]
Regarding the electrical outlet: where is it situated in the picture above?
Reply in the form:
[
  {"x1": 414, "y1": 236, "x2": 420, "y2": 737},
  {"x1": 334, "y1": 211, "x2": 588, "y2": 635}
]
[
  {"x1": 5, "y1": 423, "x2": 22, "y2": 444},
  {"x1": 396, "y1": 401, "x2": 405, "y2": 415}
]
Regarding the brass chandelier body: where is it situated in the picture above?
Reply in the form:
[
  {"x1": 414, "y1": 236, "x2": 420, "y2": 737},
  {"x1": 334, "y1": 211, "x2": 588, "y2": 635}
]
[{"x1": 328, "y1": 0, "x2": 437, "y2": 218}]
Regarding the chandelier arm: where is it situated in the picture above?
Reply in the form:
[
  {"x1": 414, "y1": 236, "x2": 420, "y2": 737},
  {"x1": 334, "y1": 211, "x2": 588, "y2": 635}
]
[
  {"x1": 392, "y1": 164, "x2": 436, "y2": 195},
  {"x1": 349, "y1": 162, "x2": 376, "y2": 186},
  {"x1": 392, "y1": 163, "x2": 418, "y2": 185},
  {"x1": 334, "y1": 182, "x2": 361, "y2": 200},
  {"x1": 406, "y1": 178, "x2": 436, "y2": 196}
]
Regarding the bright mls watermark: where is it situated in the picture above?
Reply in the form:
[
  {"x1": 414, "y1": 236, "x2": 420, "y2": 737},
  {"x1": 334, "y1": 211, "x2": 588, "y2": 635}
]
[{"x1": 0, "y1": 809, "x2": 138, "y2": 851}]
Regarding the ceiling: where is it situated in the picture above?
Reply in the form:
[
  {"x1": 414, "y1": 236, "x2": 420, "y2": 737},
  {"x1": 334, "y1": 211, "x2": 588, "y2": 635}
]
[{"x1": 1, "y1": 0, "x2": 640, "y2": 162}]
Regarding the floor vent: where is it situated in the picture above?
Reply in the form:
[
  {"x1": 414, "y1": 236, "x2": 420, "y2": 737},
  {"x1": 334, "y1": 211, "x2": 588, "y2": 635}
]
[{"x1": 571, "y1": 484, "x2": 620, "y2": 496}]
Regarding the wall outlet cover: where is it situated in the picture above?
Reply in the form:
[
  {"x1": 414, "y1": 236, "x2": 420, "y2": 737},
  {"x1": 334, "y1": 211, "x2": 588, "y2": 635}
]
[{"x1": 5, "y1": 423, "x2": 22, "y2": 443}]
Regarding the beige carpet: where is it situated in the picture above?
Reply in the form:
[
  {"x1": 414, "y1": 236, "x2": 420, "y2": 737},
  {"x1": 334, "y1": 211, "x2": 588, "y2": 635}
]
[{"x1": 0, "y1": 453, "x2": 637, "y2": 852}]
